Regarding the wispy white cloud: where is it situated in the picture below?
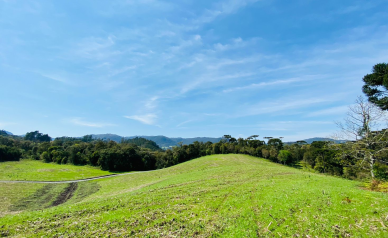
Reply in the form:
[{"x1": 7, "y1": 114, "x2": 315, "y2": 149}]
[
  {"x1": 169, "y1": 34, "x2": 202, "y2": 52},
  {"x1": 75, "y1": 35, "x2": 119, "y2": 60},
  {"x1": 213, "y1": 37, "x2": 260, "y2": 52},
  {"x1": 40, "y1": 73, "x2": 69, "y2": 84},
  {"x1": 223, "y1": 77, "x2": 307, "y2": 93},
  {"x1": 144, "y1": 96, "x2": 159, "y2": 109},
  {"x1": 307, "y1": 105, "x2": 349, "y2": 117},
  {"x1": 69, "y1": 118, "x2": 116, "y2": 128},
  {"x1": 180, "y1": 72, "x2": 256, "y2": 94},
  {"x1": 176, "y1": 119, "x2": 195, "y2": 128},
  {"x1": 124, "y1": 114, "x2": 157, "y2": 125},
  {"x1": 240, "y1": 97, "x2": 339, "y2": 117},
  {"x1": 108, "y1": 65, "x2": 138, "y2": 77},
  {"x1": 194, "y1": 0, "x2": 260, "y2": 25},
  {"x1": 207, "y1": 56, "x2": 261, "y2": 70},
  {"x1": 331, "y1": 1, "x2": 381, "y2": 15},
  {"x1": 176, "y1": 56, "x2": 204, "y2": 71}
]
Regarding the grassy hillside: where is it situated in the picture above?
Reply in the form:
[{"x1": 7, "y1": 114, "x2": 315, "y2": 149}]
[
  {"x1": 0, "y1": 160, "x2": 114, "y2": 181},
  {"x1": 1, "y1": 155, "x2": 388, "y2": 237},
  {"x1": 0, "y1": 183, "x2": 45, "y2": 217}
]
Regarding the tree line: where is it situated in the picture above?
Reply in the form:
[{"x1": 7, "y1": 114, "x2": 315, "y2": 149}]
[{"x1": 0, "y1": 129, "x2": 387, "y2": 180}]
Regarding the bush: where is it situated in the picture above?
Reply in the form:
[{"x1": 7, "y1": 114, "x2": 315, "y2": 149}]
[
  {"x1": 40, "y1": 151, "x2": 51, "y2": 163},
  {"x1": 262, "y1": 149, "x2": 269, "y2": 159},
  {"x1": 269, "y1": 148, "x2": 278, "y2": 162},
  {"x1": 0, "y1": 145, "x2": 22, "y2": 162},
  {"x1": 374, "y1": 163, "x2": 388, "y2": 181}
]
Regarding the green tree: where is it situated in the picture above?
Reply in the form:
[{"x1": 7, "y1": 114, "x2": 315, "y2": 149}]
[
  {"x1": 362, "y1": 63, "x2": 388, "y2": 110},
  {"x1": 222, "y1": 135, "x2": 232, "y2": 143},
  {"x1": 268, "y1": 138, "x2": 283, "y2": 151},
  {"x1": 25, "y1": 131, "x2": 52, "y2": 142},
  {"x1": 0, "y1": 130, "x2": 9, "y2": 136},
  {"x1": 269, "y1": 148, "x2": 278, "y2": 161},
  {"x1": 40, "y1": 151, "x2": 51, "y2": 163},
  {"x1": 277, "y1": 150, "x2": 291, "y2": 165},
  {"x1": 0, "y1": 145, "x2": 21, "y2": 161},
  {"x1": 262, "y1": 149, "x2": 269, "y2": 159}
]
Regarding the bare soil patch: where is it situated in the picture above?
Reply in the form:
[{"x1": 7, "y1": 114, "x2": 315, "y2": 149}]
[{"x1": 52, "y1": 183, "x2": 78, "y2": 206}]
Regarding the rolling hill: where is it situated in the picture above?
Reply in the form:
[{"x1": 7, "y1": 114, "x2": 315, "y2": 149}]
[
  {"x1": 0, "y1": 130, "x2": 13, "y2": 136},
  {"x1": 1, "y1": 154, "x2": 387, "y2": 237}
]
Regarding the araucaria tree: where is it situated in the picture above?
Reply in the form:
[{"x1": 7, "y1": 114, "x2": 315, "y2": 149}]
[
  {"x1": 335, "y1": 96, "x2": 388, "y2": 178},
  {"x1": 362, "y1": 63, "x2": 388, "y2": 110}
]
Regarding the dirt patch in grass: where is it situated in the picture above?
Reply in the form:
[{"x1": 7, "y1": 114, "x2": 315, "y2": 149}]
[
  {"x1": 10, "y1": 183, "x2": 79, "y2": 211},
  {"x1": 8, "y1": 182, "x2": 101, "y2": 213},
  {"x1": 52, "y1": 183, "x2": 78, "y2": 206},
  {"x1": 70, "y1": 182, "x2": 101, "y2": 204},
  {"x1": 10, "y1": 184, "x2": 67, "y2": 211}
]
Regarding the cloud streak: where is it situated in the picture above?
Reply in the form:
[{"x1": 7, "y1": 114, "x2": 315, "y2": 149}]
[
  {"x1": 194, "y1": 0, "x2": 260, "y2": 25},
  {"x1": 124, "y1": 114, "x2": 158, "y2": 125},
  {"x1": 240, "y1": 97, "x2": 338, "y2": 117},
  {"x1": 307, "y1": 106, "x2": 349, "y2": 117},
  {"x1": 223, "y1": 78, "x2": 308, "y2": 93}
]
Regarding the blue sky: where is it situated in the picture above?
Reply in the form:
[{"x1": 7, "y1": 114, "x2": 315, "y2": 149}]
[{"x1": 1, "y1": 0, "x2": 388, "y2": 141}]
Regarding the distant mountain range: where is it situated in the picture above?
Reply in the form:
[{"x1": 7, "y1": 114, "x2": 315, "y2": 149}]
[
  {"x1": 91, "y1": 134, "x2": 123, "y2": 142},
  {"x1": 1, "y1": 130, "x2": 347, "y2": 147},
  {"x1": 0, "y1": 130, "x2": 13, "y2": 136},
  {"x1": 91, "y1": 134, "x2": 222, "y2": 148},
  {"x1": 91, "y1": 134, "x2": 347, "y2": 148},
  {"x1": 285, "y1": 137, "x2": 347, "y2": 144}
]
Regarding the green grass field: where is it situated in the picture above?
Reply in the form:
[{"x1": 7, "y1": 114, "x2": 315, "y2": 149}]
[
  {"x1": 0, "y1": 159, "x2": 114, "y2": 181},
  {"x1": 1, "y1": 154, "x2": 388, "y2": 237}
]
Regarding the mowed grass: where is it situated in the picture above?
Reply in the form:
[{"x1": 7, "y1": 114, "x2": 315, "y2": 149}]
[
  {"x1": 0, "y1": 159, "x2": 113, "y2": 181},
  {"x1": 1, "y1": 154, "x2": 388, "y2": 237}
]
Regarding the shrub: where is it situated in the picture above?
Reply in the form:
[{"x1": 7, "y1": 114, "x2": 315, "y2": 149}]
[
  {"x1": 262, "y1": 149, "x2": 269, "y2": 159},
  {"x1": 40, "y1": 151, "x2": 51, "y2": 163},
  {"x1": 374, "y1": 163, "x2": 388, "y2": 181},
  {"x1": 0, "y1": 145, "x2": 22, "y2": 161}
]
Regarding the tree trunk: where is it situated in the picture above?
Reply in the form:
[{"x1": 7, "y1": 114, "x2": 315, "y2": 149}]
[{"x1": 370, "y1": 154, "x2": 375, "y2": 178}]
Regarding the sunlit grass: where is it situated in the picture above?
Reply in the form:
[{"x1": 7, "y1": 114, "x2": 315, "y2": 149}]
[
  {"x1": 1, "y1": 155, "x2": 387, "y2": 237},
  {"x1": 0, "y1": 183, "x2": 44, "y2": 217},
  {"x1": 0, "y1": 159, "x2": 113, "y2": 181}
]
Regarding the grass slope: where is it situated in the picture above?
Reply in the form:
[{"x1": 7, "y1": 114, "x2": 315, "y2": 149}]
[
  {"x1": 0, "y1": 183, "x2": 45, "y2": 217},
  {"x1": 1, "y1": 155, "x2": 388, "y2": 237},
  {"x1": 0, "y1": 160, "x2": 113, "y2": 181}
]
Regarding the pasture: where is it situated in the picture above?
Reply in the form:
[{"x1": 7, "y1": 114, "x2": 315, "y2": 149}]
[
  {"x1": 1, "y1": 155, "x2": 387, "y2": 237},
  {"x1": 0, "y1": 159, "x2": 113, "y2": 181}
]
